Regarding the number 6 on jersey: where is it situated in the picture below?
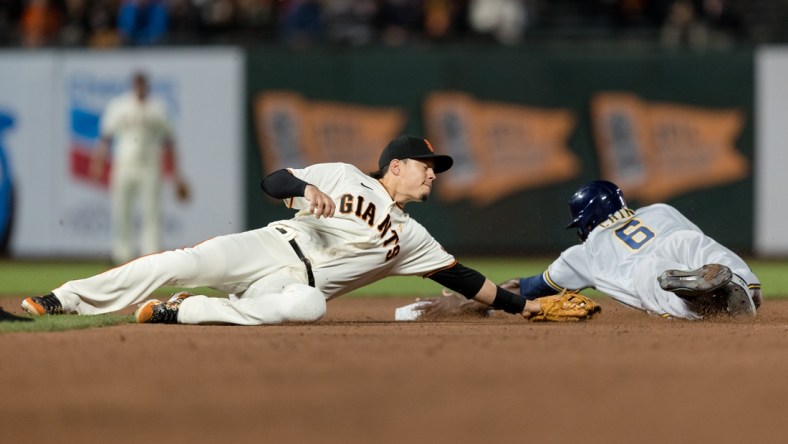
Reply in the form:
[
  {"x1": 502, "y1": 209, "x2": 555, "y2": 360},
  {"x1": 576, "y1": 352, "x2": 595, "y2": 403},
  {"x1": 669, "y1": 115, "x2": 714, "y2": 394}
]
[{"x1": 614, "y1": 219, "x2": 655, "y2": 250}]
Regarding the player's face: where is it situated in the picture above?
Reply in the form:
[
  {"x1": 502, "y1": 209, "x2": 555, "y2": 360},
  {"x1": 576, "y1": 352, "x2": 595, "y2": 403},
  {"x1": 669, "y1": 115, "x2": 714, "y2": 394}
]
[
  {"x1": 399, "y1": 158, "x2": 436, "y2": 203},
  {"x1": 134, "y1": 77, "x2": 149, "y2": 100}
]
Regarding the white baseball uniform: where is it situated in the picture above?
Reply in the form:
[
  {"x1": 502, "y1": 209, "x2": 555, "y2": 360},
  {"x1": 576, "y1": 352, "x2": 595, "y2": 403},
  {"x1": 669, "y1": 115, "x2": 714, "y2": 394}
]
[
  {"x1": 52, "y1": 162, "x2": 456, "y2": 325},
  {"x1": 544, "y1": 204, "x2": 760, "y2": 319},
  {"x1": 100, "y1": 91, "x2": 172, "y2": 264}
]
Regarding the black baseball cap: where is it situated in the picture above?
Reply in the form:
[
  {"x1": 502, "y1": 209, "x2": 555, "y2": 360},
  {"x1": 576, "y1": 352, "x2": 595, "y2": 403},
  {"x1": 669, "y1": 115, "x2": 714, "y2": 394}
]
[{"x1": 378, "y1": 135, "x2": 454, "y2": 174}]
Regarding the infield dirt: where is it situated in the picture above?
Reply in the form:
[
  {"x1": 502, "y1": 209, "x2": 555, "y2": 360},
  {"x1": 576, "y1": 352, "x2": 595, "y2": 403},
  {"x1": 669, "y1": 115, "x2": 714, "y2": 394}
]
[{"x1": 2, "y1": 296, "x2": 788, "y2": 444}]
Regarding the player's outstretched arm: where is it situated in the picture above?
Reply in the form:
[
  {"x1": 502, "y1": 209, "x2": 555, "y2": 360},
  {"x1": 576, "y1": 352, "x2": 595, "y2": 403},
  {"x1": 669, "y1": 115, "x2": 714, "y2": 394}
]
[
  {"x1": 411, "y1": 275, "x2": 558, "y2": 320},
  {"x1": 499, "y1": 273, "x2": 561, "y2": 300},
  {"x1": 426, "y1": 263, "x2": 539, "y2": 319},
  {"x1": 89, "y1": 136, "x2": 111, "y2": 182},
  {"x1": 472, "y1": 279, "x2": 541, "y2": 319},
  {"x1": 164, "y1": 138, "x2": 191, "y2": 202}
]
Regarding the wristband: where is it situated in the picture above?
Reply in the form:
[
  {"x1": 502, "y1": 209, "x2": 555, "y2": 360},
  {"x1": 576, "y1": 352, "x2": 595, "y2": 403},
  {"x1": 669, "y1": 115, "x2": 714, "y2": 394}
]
[{"x1": 491, "y1": 286, "x2": 527, "y2": 314}]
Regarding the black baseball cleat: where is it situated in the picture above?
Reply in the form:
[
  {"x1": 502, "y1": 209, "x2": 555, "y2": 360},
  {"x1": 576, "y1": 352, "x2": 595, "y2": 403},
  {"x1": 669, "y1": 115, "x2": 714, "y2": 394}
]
[
  {"x1": 0, "y1": 307, "x2": 34, "y2": 322},
  {"x1": 134, "y1": 292, "x2": 193, "y2": 324},
  {"x1": 658, "y1": 264, "x2": 733, "y2": 299},
  {"x1": 21, "y1": 294, "x2": 64, "y2": 316}
]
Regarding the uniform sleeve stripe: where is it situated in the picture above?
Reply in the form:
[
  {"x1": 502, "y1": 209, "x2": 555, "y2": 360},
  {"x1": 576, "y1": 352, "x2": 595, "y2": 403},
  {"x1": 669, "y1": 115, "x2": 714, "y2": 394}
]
[
  {"x1": 749, "y1": 284, "x2": 761, "y2": 290},
  {"x1": 543, "y1": 271, "x2": 565, "y2": 292},
  {"x1": 423, "y1": 260, "x2": 458, "y2": 278}
]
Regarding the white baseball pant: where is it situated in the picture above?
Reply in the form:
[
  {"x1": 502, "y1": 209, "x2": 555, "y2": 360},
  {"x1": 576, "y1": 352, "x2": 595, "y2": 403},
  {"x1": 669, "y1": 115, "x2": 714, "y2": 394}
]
[{"x1": 53, "y1": 227, "x2": 326, "y2": 325}]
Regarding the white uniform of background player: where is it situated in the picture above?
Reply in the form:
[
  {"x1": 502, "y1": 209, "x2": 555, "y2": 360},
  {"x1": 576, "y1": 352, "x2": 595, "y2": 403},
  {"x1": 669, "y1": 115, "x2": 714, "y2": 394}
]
[
  {"x1": 24, "y1": 136, "x2": 543, "y2": 324},
  {"x1": 91, "y1": 72, "x2": 189, "y2": 265}
]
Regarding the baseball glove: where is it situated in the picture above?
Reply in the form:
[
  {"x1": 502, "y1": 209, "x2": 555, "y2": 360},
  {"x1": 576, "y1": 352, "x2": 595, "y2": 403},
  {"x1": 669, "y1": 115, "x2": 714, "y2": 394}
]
[
  {"x1": 529, "y1": 291, "x2": 601, "y2": 322},
  {"x1": 175, "y1": 180, "x2": 191, "y2": 202}
]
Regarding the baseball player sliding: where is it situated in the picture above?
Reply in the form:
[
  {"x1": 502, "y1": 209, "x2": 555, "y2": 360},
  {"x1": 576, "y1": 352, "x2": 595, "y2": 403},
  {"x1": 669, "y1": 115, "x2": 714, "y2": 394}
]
[
  {"x1": 400, "y1": 180, "x2": 761, "y2": 321},
  {"x1": 22, "y1": 135, "x2": 544, "y2": 324}
]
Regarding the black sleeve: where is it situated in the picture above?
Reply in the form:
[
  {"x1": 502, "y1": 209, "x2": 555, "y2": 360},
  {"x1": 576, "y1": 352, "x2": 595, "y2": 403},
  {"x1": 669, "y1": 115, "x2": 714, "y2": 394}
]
[
  {"x1": 429, "y1": 263, "x2": 527, "y2": 314},
  {"x1": 428, "y1": 262, "x2": 486, "y2": 299},
  {"x1": 260, "y1": 169, "x2": 309, "y2": 199}
]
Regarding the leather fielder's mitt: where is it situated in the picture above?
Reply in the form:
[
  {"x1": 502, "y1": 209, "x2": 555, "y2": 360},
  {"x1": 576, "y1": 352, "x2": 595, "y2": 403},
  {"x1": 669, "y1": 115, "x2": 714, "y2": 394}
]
[{"x1": 530, "y1": 291, "x2": 601, "y2": 322}]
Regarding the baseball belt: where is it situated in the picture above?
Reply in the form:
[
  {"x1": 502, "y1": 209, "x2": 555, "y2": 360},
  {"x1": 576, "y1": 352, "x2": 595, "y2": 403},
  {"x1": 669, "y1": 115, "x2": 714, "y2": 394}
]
[{"x1": 276, "y1": 227, "x2": 315, "y2": 287}]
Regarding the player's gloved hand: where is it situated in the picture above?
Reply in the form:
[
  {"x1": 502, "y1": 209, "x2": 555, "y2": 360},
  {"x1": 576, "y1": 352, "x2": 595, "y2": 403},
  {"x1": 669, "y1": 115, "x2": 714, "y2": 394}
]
[
  {"x1": 304, "y1": 185, "x2": 336, "y2": 218},
  {"x1": 526, "y1": 291, "x2": 601, "y2": 322},
  {"x1": 175, "y1": 178, "x2": 191, "y2": 202},
  {"x1": 414, "y1": 289, "x2": 490, "y2": 320}
]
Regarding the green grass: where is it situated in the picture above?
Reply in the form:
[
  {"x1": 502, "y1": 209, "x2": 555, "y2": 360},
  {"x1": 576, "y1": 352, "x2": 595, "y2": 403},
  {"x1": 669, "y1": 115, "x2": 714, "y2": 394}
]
[
  {"x1": 0, "y1": 257, "x2": 785, "y2": 333},
  {"x1": 0, "y1": 314, "x2": 132, "y2": 333},
  {"x1": 0, "y1": 258, "x2": 554, "y2": 299},
  {"x1": 0, "y1": 257, "x2": 785, "y2": 298}
]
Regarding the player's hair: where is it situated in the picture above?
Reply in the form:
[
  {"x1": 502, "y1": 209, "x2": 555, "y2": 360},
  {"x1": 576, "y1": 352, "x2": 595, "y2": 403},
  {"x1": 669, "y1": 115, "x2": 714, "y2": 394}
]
[
  {"x1": 369, "y1": 166, "x2": 388, "y2": 180},
  {"x1": 369, "y1": 158, "x2": 411, "y2": 179}
]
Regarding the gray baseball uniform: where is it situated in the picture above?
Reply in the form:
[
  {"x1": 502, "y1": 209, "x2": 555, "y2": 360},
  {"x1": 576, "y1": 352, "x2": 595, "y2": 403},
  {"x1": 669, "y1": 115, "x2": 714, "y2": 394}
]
[{"x1": 545, "y1": 204, "x2": 760, "y2": 319}]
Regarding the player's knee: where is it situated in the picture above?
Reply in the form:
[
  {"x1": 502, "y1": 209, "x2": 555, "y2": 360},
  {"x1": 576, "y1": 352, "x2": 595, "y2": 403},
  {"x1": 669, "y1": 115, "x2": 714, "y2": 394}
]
[{"x1": 280, "y1": 284, "x2": 326, "y2": 322}]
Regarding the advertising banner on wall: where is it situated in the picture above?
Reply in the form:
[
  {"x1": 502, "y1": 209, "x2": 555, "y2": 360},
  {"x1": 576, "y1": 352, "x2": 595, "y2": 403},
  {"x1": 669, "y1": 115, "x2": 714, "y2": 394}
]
[
  {"x1": 591, "y1": 92, "x2": 749, "y2": 204},
  {"x1": 253, "y1": 91, "x2": 406, "y2": 174},
  {"x1": 756, "y1": 47, "x2": 788, "y2": 256},
  {"x1": 424, "y1": 92, "x2": 580, "y2": 205},
  {"x1": 246, "y1": 48, "x2": 754, "y2": 254},
  {"x1": 0, "y1": 49, "x2": 243, "y2": 258}
]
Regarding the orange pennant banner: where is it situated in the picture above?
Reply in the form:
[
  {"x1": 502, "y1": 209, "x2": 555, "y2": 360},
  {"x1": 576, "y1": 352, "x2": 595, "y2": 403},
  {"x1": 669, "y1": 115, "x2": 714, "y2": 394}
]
[
  {"x1": 254, "y1": 91, "x2": 406, "y2": 174},
  {"x1": 424, "y1": 92, "x2": 580, "y2": 205},
  {"x1": 592, "y1": 92, "x2": 748, "y2": 203}
]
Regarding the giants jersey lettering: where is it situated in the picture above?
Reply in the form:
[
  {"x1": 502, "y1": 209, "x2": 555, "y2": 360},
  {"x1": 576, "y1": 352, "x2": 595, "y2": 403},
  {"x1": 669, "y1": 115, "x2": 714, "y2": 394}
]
[{"x1": 272, "y1": 163, "x2": 455, "y2": 299}]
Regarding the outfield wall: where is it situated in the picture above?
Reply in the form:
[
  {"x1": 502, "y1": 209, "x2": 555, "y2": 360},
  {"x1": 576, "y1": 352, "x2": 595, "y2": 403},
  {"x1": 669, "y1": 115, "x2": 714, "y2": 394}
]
[
  {"x1": 2, "y1": 47, "x2": 786, "y2": 258},
  {"x1": 755, "y1": 47, "x2": 788, "y2": 257},
  {"x1": 246, "y1": 47, "x2": 756, "y2": 255}
]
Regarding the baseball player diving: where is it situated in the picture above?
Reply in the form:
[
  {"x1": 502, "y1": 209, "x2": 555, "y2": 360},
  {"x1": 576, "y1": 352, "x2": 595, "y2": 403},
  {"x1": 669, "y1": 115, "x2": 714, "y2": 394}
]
[
  {"x1": 22, "y1": 135, "x2": 547, "y2": 324},
  {"x1": 400, "y1": 180, "x2": 761, "y2": 322}
]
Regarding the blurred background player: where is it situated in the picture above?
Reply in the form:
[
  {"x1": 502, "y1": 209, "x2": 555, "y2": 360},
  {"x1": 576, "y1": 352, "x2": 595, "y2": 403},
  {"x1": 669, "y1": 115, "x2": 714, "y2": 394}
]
[
  {"x1": 401, "y1": 180, "x2": 761, "y2": 321},
  {"x1": 90, "y1": 71, "x2": 190, "y2": 265}
]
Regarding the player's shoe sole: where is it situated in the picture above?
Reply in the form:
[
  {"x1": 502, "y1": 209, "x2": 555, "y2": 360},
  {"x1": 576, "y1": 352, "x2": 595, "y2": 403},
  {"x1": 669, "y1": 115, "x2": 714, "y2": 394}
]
[
  {"x1": 134, "y1": 300, "x2": 167, "y2": 323},
  {"x1": 21, "y1": 298, "x2": 45, "y2": 316},
  {"x1": 724, "y1": 276, "x2": 756, "y2": 317},
  {"x1": 658, "y1": 264, "x2": 733, "y2": 298},
  {"x1": 21, "y1": 294, "x2": 64, "y2": 316}
]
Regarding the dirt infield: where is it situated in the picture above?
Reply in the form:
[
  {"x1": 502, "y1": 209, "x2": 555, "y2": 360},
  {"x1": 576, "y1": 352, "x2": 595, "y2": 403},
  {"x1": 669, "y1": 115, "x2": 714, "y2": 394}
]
[{"x1": 2, "y1": 296, "x2": 788, "y2": 444}]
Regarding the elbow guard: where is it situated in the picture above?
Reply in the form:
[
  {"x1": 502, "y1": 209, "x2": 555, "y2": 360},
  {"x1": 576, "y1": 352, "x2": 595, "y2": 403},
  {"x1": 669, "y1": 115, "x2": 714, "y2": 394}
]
[
  {"x1": 427, "y1": 263, "x2": 486, "y2": 299},
  {"x1": 261, "y1": 169, "x2": 309, "y2": 199}
]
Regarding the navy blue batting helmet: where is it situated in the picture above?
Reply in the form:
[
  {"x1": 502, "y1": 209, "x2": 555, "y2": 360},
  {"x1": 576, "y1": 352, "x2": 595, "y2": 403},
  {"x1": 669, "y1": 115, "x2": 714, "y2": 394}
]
[{"x1": 566, "y1": 180, "x2": 627, "y2": 241}]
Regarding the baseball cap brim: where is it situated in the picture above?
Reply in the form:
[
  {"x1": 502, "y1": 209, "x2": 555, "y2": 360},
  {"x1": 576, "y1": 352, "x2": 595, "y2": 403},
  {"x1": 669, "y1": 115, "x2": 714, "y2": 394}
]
[
  {"x1": 378, "y1": 135, "x2": 454, "y2": 174},
  {"x1": 408, "y1": 153, "x2": 454, "y2": 174}
]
